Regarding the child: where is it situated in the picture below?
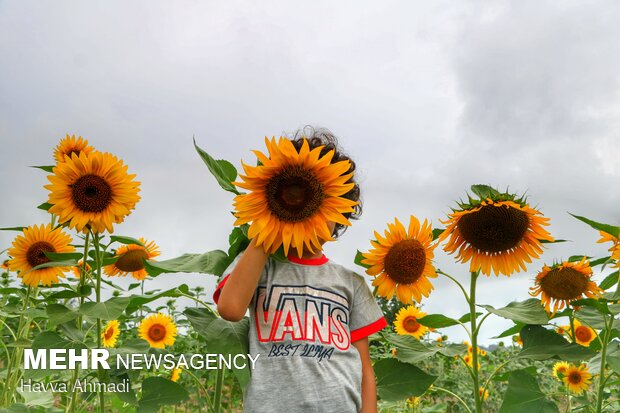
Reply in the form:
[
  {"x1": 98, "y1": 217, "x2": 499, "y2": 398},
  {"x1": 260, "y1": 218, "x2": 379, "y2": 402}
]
[{"x1": 214, "y1": 127, "x2": 387, "y2": 413}]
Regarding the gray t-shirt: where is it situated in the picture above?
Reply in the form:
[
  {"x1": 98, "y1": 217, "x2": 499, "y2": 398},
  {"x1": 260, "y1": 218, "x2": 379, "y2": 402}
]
[{"x1": 214, "y1": 254, "x2": 387, "y2": 413}]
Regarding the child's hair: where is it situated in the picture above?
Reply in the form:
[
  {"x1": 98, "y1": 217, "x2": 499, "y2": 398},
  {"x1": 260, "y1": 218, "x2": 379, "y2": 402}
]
[{"x1": 288, "y1": 125, "x2": 362, "y2": 238}]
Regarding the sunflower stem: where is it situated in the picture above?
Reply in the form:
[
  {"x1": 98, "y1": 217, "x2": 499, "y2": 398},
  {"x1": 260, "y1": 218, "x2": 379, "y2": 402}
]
[
  {"x1": 213, "y1": 367, "x2": 225, "y2": 413},
  {"x1": 92, "y1": 231, "x2": 105, "y2": 413},
  {"x1": 595, "y1": 314, "x2": 611, "y2": 413},
  {"x1": 437, "y1": 269, "x2": 471, "y2": 303},
  {"x1": 469, "y1": 271, "x2": 482, "y2": 413},
  {"x1": 184, "y1": 369, "x2": 213, "y2": 412},
  {"x1": 2, "y1": 286, "x2": 32, "y2": 404},
  {"x1": 432, "y1": 386, "x2": 473, "y2": 413},
  {"x1": 68, "y1": 232, "x2": 91, "y2": 413}
]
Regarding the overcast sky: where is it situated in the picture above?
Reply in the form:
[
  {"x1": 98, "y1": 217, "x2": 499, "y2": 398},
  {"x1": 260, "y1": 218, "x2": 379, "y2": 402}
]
[{"x1": 1, "y1": 0, "x2": 619, "y2": 344}]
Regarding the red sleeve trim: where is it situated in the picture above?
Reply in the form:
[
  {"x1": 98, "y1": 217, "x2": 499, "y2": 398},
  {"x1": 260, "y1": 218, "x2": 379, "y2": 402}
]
[
  {"x1": 287, "y1": 254, "x2": 329, "y2": 265},
  {"x1": 212, "y1": 274, "x2": 230, "y2": 305},
  {"x1": 350, "y1": 316, "x2": 388, "y2": 343}
]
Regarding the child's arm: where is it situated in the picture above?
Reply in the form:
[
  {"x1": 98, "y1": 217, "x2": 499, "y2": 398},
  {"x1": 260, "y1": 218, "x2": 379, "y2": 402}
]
[
  {"x1": 352, "y1": 338, "x2": 377, "y2": 413},
  {"x1": 216, "y1": 238, "x2": 268, "y2": 321}
]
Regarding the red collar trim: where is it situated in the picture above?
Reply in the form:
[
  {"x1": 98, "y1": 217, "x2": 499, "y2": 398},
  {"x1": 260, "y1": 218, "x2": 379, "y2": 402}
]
[{"x1": 287, "y1": 254, "x2": 329, "y2": 265}]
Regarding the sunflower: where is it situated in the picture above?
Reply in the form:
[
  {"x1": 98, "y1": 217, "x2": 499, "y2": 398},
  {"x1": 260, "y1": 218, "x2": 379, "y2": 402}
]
[
  {"x1": 393, "y1": 305, "x2": 428, "y2": 339},
  {"x1": 45, "y1": 151, "x2": 141, "y2": 234},
  {"x1": 530, "y1": 258, "x2": 602, "y2": 315},
  {"x1": 53, "y1": 134, "x2": 94, "y2": 163},
  {"x1": 233, "y1": 137, "x2": 357, "y2": 257},
  {"x1": 479, "y1": 387, "x2": 489, "y2": 401},
  {"x1": 597, "y1": 230, "x2": 620, "y2": 263},
  {"x1": 463, "y1": 354, "x2": 480, "y2": 369},
  {"x1": 562, "y1": 364, "x2": 592, "y2": 394},
  {"x1": 553, "y1": 361, "x2": 570, "y2": 380},
  {"x1": 170, "y1": 368, "x2": 182, "y2": 382},
  {"x1": 362, "y1": 215, "x2": 437, "y2": 304},
  {"x1": 8, "y1": 224, "x2": 75, "y2": 287},
  {"x1": 138, "y1": 313, "x2": 177, "y2": 349},
  {"x1": 572, "y1": 319, "x2": 597, "y2": 347},
  {"x1": 104, "y1": 238, "x2": 160, "y2": 280},
  {"x1": 513, "y1": 335, "x2": 523, "y2": 346},
  {"x1": 1, "y1": 260, "x2": 9, "y2": 270},
  {"x1": 71, "y1": 260, "x2": 91, "y2": 279},
  {"x1": 439, "y1": 187, "x2": 553, "y2": 276},
  {"x1": 556, "y1": 325, "x2": 570, "y2": 335},
  {"x1": 102, "y1": 320, "x2": 120, "y2": 348}
]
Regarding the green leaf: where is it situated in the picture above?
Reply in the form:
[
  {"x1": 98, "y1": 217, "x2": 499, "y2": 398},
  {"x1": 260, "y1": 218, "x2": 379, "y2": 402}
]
[
  {"x1": 518, "y1": 325, "x2": 595, "y2": 362},
  {"x1": 16, "y1": 386, "x2": 54, "y2": 408},
  {"x1": 588, "y1": 341, "x2": 620, "y2": 375},
  {"x1": 228, "y1": 226, "x2": 250, "y2": 259},
  {"x1": 600, "y1": 271, "x2": 619, "y2": 290},
  {"x1": 109, "y1": 236, "x2": 145, "y2": 247},
  {"x1": 574, "y1": 306, "x2": 607, "y2": 329},
  {"x1": 0, "y1": 227, "x2": 27, "y2": 231},
  {"x1": 385, "y1": 333, "x2": 466, "y2": 363},
  {"x1": 144, "y1": 250, "x2": 230, "y2": 277},
  {"x1": 7, "y1": 338, "x2": 32, "y2": 348},
  {"x1": 80, "y1": 297, "x2": 131, "y2": 321},
  {"x1": 354, "y1": 250, "x2": 371, "y2": 269},
  {"x1": 498, "y1": 369, "x2": 559, "y2": 413},
  {"x1": 432, "y1": 228, "x2": 444, "y2": 240},
  {"x1": 571, "y1": 298, "x2": 611, "y2": 314},
  {"x1": 37, "y1": 203, "x2": 52, "y2": 211},
  {"x1": 417, "y1": 314, "x2": 460, "y2": 328},
  {"x1": 46, "y1": 304, "x2": 79, "y2": 326},
  {"x1": 43, "y1": 251, "x2": 83, "y2": 262},
  {"x1": 24, "y1": 259, "x2": 78, "y2": 274},
  {"x1": 29, "y1": 165, "x2": 54, "y2": 173},
  {"x1": 193, "y1": 137, "x2": 240, "y2": 195},
  {"x1": 44, "y1": 287, "x2": 92, "y2": 301},
  {"x1": 493, "y1": 323, "x2": 525, "y2": 339},
  {"x1": 137, "y1": 377, "x2": 189, "y2": 413},
  {"x1": 470, "y1": 184, "x2": 500, "y2": 199},
  {"x1": 126, "y1": 285, "x2": 190, "y2": 314},
  {"x1": 184, "y1": 308, "x2": 251, "y2": 393},
  {"x1": 479, "y1": 299, "x2": 549, "y2": 325},
  {"x1": 569, "y1": 213, "x2": 620, "y2": 238},
  {"x1": 374, "y1": 358, "x2": 437, "y2": 401},
  {"x1": 458, "y1": 312, "x2": 482, "y2": 323}
]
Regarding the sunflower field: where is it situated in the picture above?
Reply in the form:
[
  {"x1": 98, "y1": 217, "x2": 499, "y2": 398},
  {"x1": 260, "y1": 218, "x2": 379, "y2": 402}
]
[{"x1": 1, "y1": 135, "x2": 619, "y2": 413}]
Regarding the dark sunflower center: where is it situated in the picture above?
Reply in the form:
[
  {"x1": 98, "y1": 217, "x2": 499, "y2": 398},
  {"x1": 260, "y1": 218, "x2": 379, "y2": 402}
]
[
  {"x1": 457, "y1": 204, "x2": 529, "y2": 252},
  {"x1": 115, "y1": 249, "x2": 148, "y2": 272},
  {"x1": 568, "y1": 372, "x2": 582, "y2": 384},
  {"x1": 148, "y1": 324, "x2": 166, "y2": 341},
  {"x1": 26, "y1": 241, "x2": 55, "y2": 268},
  {"x1": 402, "y1": 316, "x2": 420, "y2": 333},
  {"x1": 265, "y1": 166, "x2": 325, "y2": 222},
  {"x1": 104, "y1": 327, "x2": 115, "y2": 340},
  {"x1": 70, "y1": 174, "x2": 112, "y2": 213},
  {"x1": 539, "y1": 267, "x2": 588, "y2": 300},
  {"x1": 384, "y1": 239, "x2": 426, "y2": 284},
  {"x1": 575, "y1": 326, "x2": 592, "y2": 342}
]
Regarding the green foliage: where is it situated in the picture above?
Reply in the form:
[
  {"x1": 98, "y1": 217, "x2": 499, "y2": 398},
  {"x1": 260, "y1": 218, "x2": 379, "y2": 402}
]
[
  {"x1": 193, "y1": 137, "x2": 240, "y2": 195},
  {"x1": 498, "y1": 369, "x2": 559, "y2": 413},
  {"x1": 480, "y1": 299, "x2": 549, "y2": 325},
  {"x1": 374, "y1": 358, "x2": 437, "y2": 401}
]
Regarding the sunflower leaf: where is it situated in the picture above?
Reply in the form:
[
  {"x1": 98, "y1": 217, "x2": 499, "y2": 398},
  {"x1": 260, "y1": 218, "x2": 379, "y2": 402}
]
[
  {"x1": 479, "y1": 299, "x2": 549, "y2": 325},
  {"x1": 0, "y1": 227, "x2": 27, "y2": 231},
  {"x1": 108, "y1": 235, "x2": 145, "y2": 247},
  {"x1": 417, "y1": 314, "x2": 460, "y2": 328},
  {"x1": 374, "y1": 358, "x2": 437, "y2": 401},
  {"x1": 498, "y1": 369, "x2": 559, "y2": 413},
  {"x1": 80, "y1": 297, "x2": 131, "y2": 321},
  {"x1": 569, "y1": 213, "x2": 620, "y2": 238},
  {"x1": 144, "y1": 250, "x2": 231, "y2": 277},
  {"x1": 30, "y1": 165, "x2": 55, "y2": 173},
  {"x1": 518, "y1": 325, "x2": 595, "y2": 362},
  {"x1": 43, "y1": 251, "x2": 83, "y2": 262},
  {"x1": 125, "y1": 285, "x2": 190, "y2": 314},
  {"x1": 193, "y1": 137, "x2": 240, "y2": 195},
  {"x1": 354, "y1": 250, "x2": 371, "y2": 269},
  {"x1": 599, "y1": 271, "x2": 619, "y2": 290},
  {"x1": 431, "y1": 228, "x2": 444, "y2": 240},
  {"x1": 572, "y1": 298, "x2": 611, "y2": 314},
  {"x1": 493, "y1": 322, "x2": 525, "y2": 339},
  {"x1": 37, "y1": 202, "x2": 52, "y2": 211},
  {"x1": 458, "y1": 312, "x2": 483, "y2": 323},
  {"x1": 138, "y1": 377, "x2": 189, "y2": 413}
]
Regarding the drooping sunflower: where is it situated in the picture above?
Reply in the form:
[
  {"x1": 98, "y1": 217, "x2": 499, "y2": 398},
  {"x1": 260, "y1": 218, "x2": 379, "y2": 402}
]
[
  {"x1": 530, "y1": 258, "x2": 602, "y2": 315},
  {"x1": 53, "y1": 134, "x2": 94, "y2": 163},
  {"x1": 170, "y1": 368, "x2": 182, "y2": 382},
  {"x1": 71, "y1": 260, "x2": 91, "y2": 279},
  {"x1": 45, "y1": 151, "x2": 141, "y2": 233},
  {"x1": 572, "y1": 319, "x2": 597, "y2": 347},
  {"x1": 562, "y1": 364, "x2": 592, "y2": 394},
  {"x1": 138, "y1": 313, "x2": 177, "y2": 349},
  {"x1": 393, "y1": 305, "x2": 428, "y2": 339},
  {"x1": 104, "y1": 238, "x2": 160, "y2": 280},
  {"x1": 553, "y1": 361, "x2": 570, "y2": 380},
  {"x1": 439, "y1": 187, "x2": 553, "y2": 276},
  {"x1": 8, "y1": 224, "x2": 75, "y2": 287},
  {"x1": 362, "y1": 215, "x2": 437, "y2": 304},
  {"x1": 233, "y1": 137, "x2": 358, "y2": 257},
  {"x1": 102, "y1": 320, "x2": 121, "y2": 348}
]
